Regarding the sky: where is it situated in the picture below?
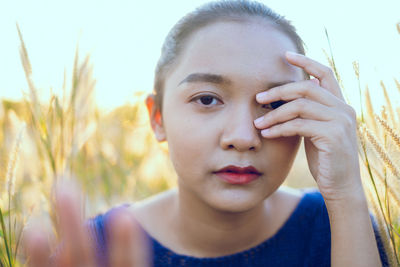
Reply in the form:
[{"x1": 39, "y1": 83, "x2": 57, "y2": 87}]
[{"x1": 1, "y1": 0, "x2": 399, "y2": 113}]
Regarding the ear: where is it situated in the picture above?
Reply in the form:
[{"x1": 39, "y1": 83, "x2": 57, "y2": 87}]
[{"x1": 145, "y1": 94, "x2": 166, "y2": 142}]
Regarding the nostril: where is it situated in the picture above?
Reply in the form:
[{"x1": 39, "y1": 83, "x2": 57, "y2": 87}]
[{"x1": 226, "y1": 145, "x2": 256, "y2": 151}]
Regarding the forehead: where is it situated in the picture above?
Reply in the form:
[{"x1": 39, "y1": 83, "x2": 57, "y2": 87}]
[{"x1": 165, "y1": 20, "x2": 303, "y2": 91}]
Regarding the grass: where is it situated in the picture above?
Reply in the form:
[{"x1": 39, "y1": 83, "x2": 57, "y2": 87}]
[
  {"x1": 0, "y1": 26, "x2": 176, "y2": 266},
  {"x1": 0, "y1": 120, "x2": 25, "y2": 266},
  {"x1": 323, "y1": 25, "x2": 400, "y2": 266},
  {"x1": 0, "y1": 23, "x2": 399, "y2": 266}
]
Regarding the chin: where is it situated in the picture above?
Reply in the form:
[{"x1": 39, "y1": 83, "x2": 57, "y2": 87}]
[{"x1": 204, "y1": 188, "x2": 269, "y2": 213}]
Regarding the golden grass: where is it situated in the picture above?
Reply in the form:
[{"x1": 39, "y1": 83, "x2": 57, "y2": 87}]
[
  {"x1": 325, "y1": 25, "x2": 400, "y2": 266},
  {"x1": 364, "y1": 86, "x2": 378, "y2": 134},
  {"x1": 0, "y1": 22, "x2": 399, "y2": 267},
  {"x1": 360, "y1": 124, "x2": 400, "y2": 178},
  {"x1": 375, "y1": 115, "x2": 400, "y2": 150},
  {"x1": 0, "y1": 26, "x2": 176, "y2": 266},
  {"x1": 356, "y1": 78, "x2": 400, "y2": 267},
  {"x1": 0, "y1": 122, "x2": 25, "y2": 267},
  {"x1": 5, "y1": 123, "x2": 25, "y2": 198}
]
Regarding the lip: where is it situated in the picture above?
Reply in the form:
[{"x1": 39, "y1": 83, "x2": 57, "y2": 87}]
[{"x1": 213, "y1": 165, "x2": 262, "y2": 185}]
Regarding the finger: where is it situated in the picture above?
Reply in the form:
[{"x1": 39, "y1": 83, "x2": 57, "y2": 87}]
[
  {"x1": 285, "y1": 51, "x2": 345, "y2": 101},
  {"x1": 24, "y1": 225, "x2": 51, "y2": 267},
  {"x1": 256, "y1": 79, "x2": 343, "y2": 108},
  {"x1": 259, "y1": 118, "x2": 331, "y2": 139},
  {"x1": 55, "y1": 181, "x2": 96, "y2": 267},
  {"x1": 107, "y1": 208, "x2": 152, "y2": 267},
  {"x1": 310, "y1": 78, "x2": 320, "y2": 86},
  {"x1": 108, "y1": 211, "x2": 135, "y2": 267},
  {"x1": 254, "y1": 98, "x2": 335, "y2": 129}
]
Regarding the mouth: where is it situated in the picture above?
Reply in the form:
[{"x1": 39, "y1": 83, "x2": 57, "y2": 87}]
[{"x1": 213, "y1": 165, "x2": 262, "y2": 185}]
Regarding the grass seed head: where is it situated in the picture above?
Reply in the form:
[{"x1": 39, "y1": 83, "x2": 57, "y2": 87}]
[{"x1": 5, "y1": 123, "x2": 26, "y2": 197}]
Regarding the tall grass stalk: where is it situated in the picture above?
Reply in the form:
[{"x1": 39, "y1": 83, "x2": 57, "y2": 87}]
[
  {"x1": 356, "y1": 61, "x2": 400, "y2": 267},
  {"x1": 12, "y1": 25, "x2": 176, "y2": 236},
  {"x1": 324, "y1": 27, "x2": 400, "y2": 266},
  {"x1": 0, "y1": 123, "x2": 25, "y2": 267}
]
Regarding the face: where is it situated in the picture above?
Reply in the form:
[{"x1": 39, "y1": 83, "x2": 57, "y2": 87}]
[{"x1": 151, "y1": 20, "x2": 304, "y2": 212}]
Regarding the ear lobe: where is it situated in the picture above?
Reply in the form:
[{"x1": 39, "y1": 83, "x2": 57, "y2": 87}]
[{"x1": 145, "y1": 94, "x2": 166, "y2": 142}]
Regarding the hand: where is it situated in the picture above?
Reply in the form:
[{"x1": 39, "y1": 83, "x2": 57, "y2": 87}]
[
  {"x1": 254, "y1": 51, "x2": 362, "y2": 202},
  {"x1": 23, "y1": 180, "x2": 151, "y2": 267}
]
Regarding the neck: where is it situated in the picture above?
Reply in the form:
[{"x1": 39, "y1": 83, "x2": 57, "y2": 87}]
[{"x1": 173, "y1": 186, "x2": 276, "y2": 258}]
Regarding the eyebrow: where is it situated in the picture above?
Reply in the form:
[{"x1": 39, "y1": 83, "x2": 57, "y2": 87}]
[
  {"x1": 178, "y1": 72, "x2": 295, "y2": 89},
  {"x1": 178, "y1": 73, "x2": 230, "y2": 86}
]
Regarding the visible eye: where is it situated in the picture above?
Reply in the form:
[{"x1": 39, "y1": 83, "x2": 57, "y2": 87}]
[
  {"x1": 262, "y1": 100, "x2": 287, "y2": 110},
  {"x1": 192, "y1": 94, "x2": 222, "y2": 107}
]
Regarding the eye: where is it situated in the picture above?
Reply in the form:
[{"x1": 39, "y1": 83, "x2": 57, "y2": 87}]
[
  {"x1": 192, "y1": 94, "x2": 222, "y2": 107},
  {"x1": 262, "y1": 100, "x2": 287, "y2": 110}
]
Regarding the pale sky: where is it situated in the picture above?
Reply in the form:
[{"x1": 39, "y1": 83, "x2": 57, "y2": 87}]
[{"x1": 1, "y1": 0, "x2": 399, "y2": 113}]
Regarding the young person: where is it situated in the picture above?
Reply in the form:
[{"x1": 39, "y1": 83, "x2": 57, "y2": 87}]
[{"x1": 24, "y1": 1, "x2": 389, "y2": 266}]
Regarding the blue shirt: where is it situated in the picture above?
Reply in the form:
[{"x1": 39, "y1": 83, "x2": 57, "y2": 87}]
[{"x1": 87, "y1": 188, "x2": 389, "y2": 266}]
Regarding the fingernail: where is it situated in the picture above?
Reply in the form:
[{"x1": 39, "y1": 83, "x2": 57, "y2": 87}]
[
  {"x1": 261, "y1": 129, "x2": 271, "y2": 136},
  {"x1": 286, "y1": 51, "x2": 302, "y2": 59},
  {"x1": 256, "y1": 91, "x2": 269, "y2": 101},
  {"x1": 254, "y1": 117, "x2": 263, "y2": 126},
  {"x1": 310, "y1": 78, "x2": 320, "y2": 85}
]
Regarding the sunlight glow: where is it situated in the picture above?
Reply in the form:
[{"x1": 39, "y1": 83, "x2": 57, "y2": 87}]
[{"x1": 1, "y1": 0, "x2": 399, "y2": 113}]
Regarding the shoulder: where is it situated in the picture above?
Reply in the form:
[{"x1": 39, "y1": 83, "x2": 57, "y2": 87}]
[
  {"x1": 87, "y1": 188, "x2": 177, "y2": 229},
  {"x1": 130, "y1": 187, "x2": 177, "y2": 211},
  {"x1": 297, "y1": 187, "x2": 327, "y2": 212},
  {"x1": 268, "y1": 186, "x2": 304, "y2": 219},
  {"x1": 272, "y1": 186, "x2": 326, "y2": 215},
  {"x1": 271, "y1": 186, "x2": 330, "y2": 235},
  {"x1": 128, "y1": 188, "x2": 177, "y2": 223},
  {"x1": 298, "y1": 187, "x2": 330, "y2": 224},
  {"x1": 127, "y1": 188, "x2": 178, "y2": 242},
  {"x1": 86, "y1": 189, "x2": 178, "y2": 249}
]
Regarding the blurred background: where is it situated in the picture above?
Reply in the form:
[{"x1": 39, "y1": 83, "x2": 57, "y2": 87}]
[
  {"x1": 0, "y1": 0, "x2": 400, "y2": 265},
  {"x1": 1, "y1": 0, "x2": 400, "y2": 111},
  {"x1": 0, "y1": 0, "x2": 400, "y2": 260},
  {"x1": 0, "y1": 0, "x2": 399, "y2": 209}
]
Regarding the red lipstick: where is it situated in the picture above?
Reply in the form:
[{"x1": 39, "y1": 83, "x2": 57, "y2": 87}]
[{"x1": 213, "y1": 165, "x2": 262, "y2": 185}]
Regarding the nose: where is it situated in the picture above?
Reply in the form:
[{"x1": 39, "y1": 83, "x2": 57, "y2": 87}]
[{"x1": 220, "y1": 106, "x2": 262, "y2": 152}]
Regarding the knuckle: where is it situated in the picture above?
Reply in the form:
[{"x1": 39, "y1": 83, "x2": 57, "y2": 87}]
[
  {"x1": 294, "y1": 98, "x2": 308, "y2": 111},
  {"x1": 331, "y1": 125, "x2": 346, "y2": 139},
  {"x1": 342, "y1": 105, "x2": 357, "y2": 126},
  {"x1": 322, "y1": 66, "x2": 334, "y2": 77},
  {"x1": 347, "y1": 105, "x2": 357, "y2": 119},
  {"x1": 344, "y1": 115, "x2": 355, "y2": 129},
  {"x1": 329, "y1": 127, "x2": 339, "y2": 139},
  {"x1": 302, "y1": 82, "x2": 314, "y2": 96},
  {"x1": 291, "y1": 118, "x2": 304, "y2": 128}
]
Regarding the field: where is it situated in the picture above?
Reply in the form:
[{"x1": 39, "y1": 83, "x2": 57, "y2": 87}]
[{"x1": 0, "y1": 25, "x2": 399, "y2": 266}]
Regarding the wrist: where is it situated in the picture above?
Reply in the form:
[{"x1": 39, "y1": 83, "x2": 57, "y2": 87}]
[
  {"x1": 323, "y1": 187, "x2": 369, "y2": 215},
  {"x1": 319, "y1": 173, "x2": 365, "y2": 203}
]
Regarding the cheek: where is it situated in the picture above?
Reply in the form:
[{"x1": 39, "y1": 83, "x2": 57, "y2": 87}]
[
  {"x1": 162, "y1": 107, "x2": 219, "y2": 176},
  {"x1": 265, "y1": 136, "x2": 301, "y2": 173},
  {"x1": 271, "y1": 136, "x2": 300, "y2": 154}
]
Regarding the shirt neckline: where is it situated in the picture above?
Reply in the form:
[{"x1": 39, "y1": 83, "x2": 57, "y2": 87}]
[{"x1": 146, "y1": 190, "x2": 311, "y2": 262}]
